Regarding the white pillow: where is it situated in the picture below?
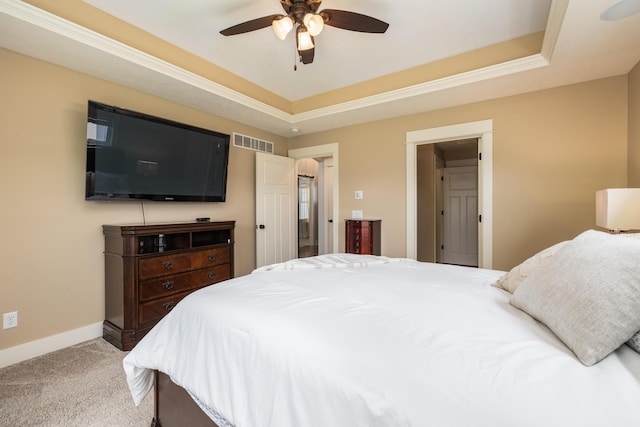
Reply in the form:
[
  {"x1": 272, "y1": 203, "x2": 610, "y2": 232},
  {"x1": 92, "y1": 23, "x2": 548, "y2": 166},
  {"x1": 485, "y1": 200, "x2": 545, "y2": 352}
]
[
  {"x1": 510, "y1": 230, "x2": 640, "y2": 366},
  {"x1": 492, "y1": 241, "x2": 568, "y2": 293}
]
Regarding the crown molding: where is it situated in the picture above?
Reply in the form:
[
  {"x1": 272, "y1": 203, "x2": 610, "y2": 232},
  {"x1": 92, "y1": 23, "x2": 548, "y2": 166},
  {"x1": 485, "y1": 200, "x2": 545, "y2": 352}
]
[
  {"x1": 541, "y1": 0, "x2": 569, "y2": 60},
  {"x1": 0, "y1": 0, "x2": 564, "y2": 135},
  {"x1": 0, "y1": 0, "x2": 291, "y2": 122},
  {"x1": 292, "y1": 54, "x2": 550, "y2": 123}
]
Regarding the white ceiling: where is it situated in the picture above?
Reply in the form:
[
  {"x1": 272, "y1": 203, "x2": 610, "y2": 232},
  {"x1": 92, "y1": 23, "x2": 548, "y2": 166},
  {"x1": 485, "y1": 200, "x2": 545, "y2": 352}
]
[
  {"x1": 82, "y1": 0, "x2": 552, "y2": 101},
  {"x1": 1, "y1": 0, "x2": 640, "y2": 137}
]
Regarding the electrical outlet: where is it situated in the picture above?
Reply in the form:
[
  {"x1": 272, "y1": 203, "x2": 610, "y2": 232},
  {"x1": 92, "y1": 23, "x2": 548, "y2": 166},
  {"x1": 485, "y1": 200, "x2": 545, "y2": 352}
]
[
  {"x1": 3, "y1": 311, "x2": 18, "y2": 329},
  {"x1": 355, "y1": 190, "x2": 364, "y2": 200}
]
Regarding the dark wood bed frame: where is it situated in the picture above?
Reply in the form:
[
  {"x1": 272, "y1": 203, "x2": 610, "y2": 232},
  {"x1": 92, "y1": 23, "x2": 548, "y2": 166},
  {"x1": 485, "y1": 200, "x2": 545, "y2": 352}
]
[{"x1": 152, "y1": 370, "x2": 220, "y2": 427}]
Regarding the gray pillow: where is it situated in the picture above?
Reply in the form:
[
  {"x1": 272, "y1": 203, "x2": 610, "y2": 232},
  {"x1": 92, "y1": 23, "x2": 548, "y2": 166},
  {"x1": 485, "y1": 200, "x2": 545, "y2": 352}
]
[
  {"x1": 621, "y1": 234, "x2": 640, "y2": 352},
  {"x1": 492, "y1": 241, "x2": 568, "y2": 293},
  {"x1": 510, "y1": 230, "x2": 640, "y2": 366},
  {"x1": 628, "y1": 332, "x2": 640, "y2": 353}
]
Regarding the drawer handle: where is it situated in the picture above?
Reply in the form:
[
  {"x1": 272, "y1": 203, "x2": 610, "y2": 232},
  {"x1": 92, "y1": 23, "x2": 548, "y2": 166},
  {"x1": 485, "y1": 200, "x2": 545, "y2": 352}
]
[
  {"x1": 208, "y1": 254, "x2": 216, "y2": 262},
  {"x1": 163, "y1": 302, "x2": 175, "y2": 311},
  {"x1": 163, "y1": 261, "x2": 174, "y2": 270},
  {"x1": 163, "y1": 281, "x2": 174, "y2": 290},
  {"x1": 208, "y1": 271, "x2": 216, "y2": 280}
]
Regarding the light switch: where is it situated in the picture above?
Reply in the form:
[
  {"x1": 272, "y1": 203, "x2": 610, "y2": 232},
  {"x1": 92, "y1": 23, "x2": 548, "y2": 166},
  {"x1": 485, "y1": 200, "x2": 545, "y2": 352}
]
[{"x1": 355, "y1": 190, "x2": 364, "y2": 199}]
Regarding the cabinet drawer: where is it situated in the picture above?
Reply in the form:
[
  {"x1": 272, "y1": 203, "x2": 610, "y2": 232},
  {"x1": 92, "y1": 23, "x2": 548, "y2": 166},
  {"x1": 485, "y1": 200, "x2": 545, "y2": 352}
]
[
  {"x1": 138, "y1": 272, "x2": 193, "y2": 302},
  {"x1": 192, "y1": 264, "x2": 231, "y2": 287},
  {"x1": 345, "y1": 219, "x2": 381, "y2": 256},
  {"x1": 192, "y1": 247, "x2": 230, "y2": 268},
  {"x1": 360, "y1": 226, "x2": 371, "y2": 240},
  {"x1": 138, "y1": 253, "x2": 192, "y2": 280},
  {"x1": 138, "y1": 292, "x2": 189, "y2": 325}
]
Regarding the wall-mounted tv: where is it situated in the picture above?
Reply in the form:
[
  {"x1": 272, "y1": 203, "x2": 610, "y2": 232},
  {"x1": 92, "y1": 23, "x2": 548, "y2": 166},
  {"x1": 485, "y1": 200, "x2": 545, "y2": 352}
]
[{"x1": 85, "y1": 100, "x2": 230, "y2": 202}]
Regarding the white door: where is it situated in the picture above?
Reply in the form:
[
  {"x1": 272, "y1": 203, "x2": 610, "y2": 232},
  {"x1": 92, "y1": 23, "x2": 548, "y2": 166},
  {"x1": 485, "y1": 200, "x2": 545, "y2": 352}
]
[
  {"x1": 256, "y1": 152, "x2": 296, "y2": 268},
  {"x1": 443, "y1": 166, "x2": 478, "y2": 266}
]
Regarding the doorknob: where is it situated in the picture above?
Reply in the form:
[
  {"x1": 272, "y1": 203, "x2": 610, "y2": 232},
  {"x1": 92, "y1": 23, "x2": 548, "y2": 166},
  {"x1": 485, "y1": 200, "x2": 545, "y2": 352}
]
[
  {"x1": 328, "y1": 219, "x2": 333, "y2": 223},
  {"x1": 257, "y1": 224, "x2": 266, "y2": 229}
]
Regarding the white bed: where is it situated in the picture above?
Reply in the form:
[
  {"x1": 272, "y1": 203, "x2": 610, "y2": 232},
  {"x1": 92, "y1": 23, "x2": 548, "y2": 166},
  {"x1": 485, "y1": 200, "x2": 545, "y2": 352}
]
[{"x1": 124, "y1": 234, "x2": 640, "y2": 427}]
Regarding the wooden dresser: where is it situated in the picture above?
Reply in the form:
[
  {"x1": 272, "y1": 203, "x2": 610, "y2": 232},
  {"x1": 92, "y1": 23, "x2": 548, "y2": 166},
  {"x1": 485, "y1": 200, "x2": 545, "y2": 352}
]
[
  {"x1": 345, "y1": 219, "x2": 381, "y2": 255},
  {"x1": 102, "y1": 221, "x2": 235, "y2": 350}
]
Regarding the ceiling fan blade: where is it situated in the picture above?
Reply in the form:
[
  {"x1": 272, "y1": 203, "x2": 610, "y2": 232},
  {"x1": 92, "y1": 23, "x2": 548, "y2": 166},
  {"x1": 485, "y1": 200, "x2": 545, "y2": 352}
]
[
  {"x1": 220, "y1": 15, "x2": 280, "y2": 36},
  {"x1": 320, "y1": 9, "x2": 389, "y2": 33},
  {"x1": 299, "y1": 46, "x2": 315, "y2": 64}
]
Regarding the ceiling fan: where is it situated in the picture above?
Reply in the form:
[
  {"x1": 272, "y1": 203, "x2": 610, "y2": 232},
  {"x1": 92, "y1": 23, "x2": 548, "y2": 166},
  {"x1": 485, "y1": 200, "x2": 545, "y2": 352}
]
[{"x1": 220, "y1": 0, "x2": 389, "y2": 66}]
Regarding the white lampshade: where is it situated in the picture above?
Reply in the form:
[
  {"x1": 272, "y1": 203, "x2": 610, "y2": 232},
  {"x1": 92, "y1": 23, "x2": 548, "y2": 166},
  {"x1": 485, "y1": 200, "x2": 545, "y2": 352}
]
[
  {"x1": 303, "y1": 13, "x2": 324, "y2": 36},
  {"x1": 272, "y1": 15, "x2": 294, "y2": 40},
  {"x1": 296, "y1": 27, "x2": 314, "y2": 51},
  {"x1": 595, "y1": 188, "x2": 640, "y2": 231}
]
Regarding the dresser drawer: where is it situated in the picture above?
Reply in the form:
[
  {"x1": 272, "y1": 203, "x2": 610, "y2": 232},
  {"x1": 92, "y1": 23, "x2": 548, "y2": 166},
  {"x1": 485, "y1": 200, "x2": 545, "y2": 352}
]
[
  {"x1": 138, "y1": 291, "x2": 190, "y2": 325},
  {"x1": 192, "y1": 264, "x2": 231, "y2": 287},
  {"x1": 138, "y1": 271, "x2": 193, "y2": 302},
  {"x1": 345, "y1": 219, "x2": 381, "y2": 255},
  {"x1": 192, "y1": 247, "x2": 230, "y2": 268},
  {"x1": 138, "y1": 253, "x2": 192, "y2": 280}
]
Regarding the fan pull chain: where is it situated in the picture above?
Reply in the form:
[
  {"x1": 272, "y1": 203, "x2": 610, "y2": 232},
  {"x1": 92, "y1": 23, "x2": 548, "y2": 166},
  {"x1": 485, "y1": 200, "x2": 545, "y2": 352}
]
[{"x1": 293, "y1": 42, "x2": 298, "y2": 71}]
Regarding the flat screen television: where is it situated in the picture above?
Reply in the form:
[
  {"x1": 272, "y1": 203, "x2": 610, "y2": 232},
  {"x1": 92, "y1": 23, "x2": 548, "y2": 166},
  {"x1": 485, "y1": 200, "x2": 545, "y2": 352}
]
[{"x1": 85, "y1": 100, "x2": 230, "y2": 202}]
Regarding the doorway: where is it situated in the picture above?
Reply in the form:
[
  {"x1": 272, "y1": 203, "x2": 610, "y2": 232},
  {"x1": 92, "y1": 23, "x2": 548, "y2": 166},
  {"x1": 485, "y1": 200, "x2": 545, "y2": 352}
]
[
  {"x1": 297, "y1": 171, "x2": 318, "y2": 258},
  {"x1": 418, "y1": 139, "x2": 478, "y2": 266},
  {"x1": 406, "y1": 120, "x2": 493, "y2": 269},
  {"x1": 289, "y1": 143, "x2": 340, "y2": 255}
]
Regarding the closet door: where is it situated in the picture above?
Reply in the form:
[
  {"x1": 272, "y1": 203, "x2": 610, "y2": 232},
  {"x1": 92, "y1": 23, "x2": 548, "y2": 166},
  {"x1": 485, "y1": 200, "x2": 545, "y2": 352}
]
[{"x1": 443, "y1": 166, "x2": 478, "y2": 267}]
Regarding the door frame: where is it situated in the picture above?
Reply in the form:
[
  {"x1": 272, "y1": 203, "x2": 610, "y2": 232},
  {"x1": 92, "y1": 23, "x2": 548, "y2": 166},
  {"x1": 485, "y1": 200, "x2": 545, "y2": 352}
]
[
  {"x1": 289, "y1": 143, "x2": 340, "y2": 254},
  {"x1": 406, "y1": 120, "x2": 493, "y2": 269}
]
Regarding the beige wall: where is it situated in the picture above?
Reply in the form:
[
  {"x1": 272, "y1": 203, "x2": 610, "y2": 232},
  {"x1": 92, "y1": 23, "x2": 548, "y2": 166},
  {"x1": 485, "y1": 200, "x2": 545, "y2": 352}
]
[
  {"x1": 0, "y1": 44, "x2": 633, "y2": 353},
  {"x1": 0, "y1": 48, "x2": 287, "y2": 350},
  {"x1": 289, "y1": 76, "x2": 628, "y2": 271},
  {"x1": 629, "y1": 60, "x2": 640, "y2": 186}
]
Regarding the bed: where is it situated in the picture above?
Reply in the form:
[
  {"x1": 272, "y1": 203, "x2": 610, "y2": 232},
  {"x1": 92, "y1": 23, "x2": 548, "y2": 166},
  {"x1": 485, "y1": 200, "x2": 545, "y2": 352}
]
[{"x1": 123, "y1": 229, "x2": 640, "y2": 427}]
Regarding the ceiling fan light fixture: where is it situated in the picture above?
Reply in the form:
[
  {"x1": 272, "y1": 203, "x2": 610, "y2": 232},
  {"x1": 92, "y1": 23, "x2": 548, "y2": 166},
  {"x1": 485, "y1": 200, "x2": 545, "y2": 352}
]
[
  {"x1": 296, "y1": 26, "x2": 314, "y2": 51},
  {"x1": 221, "y1": 0, "x2": 390, "y2": 66},
  {"x1": 303, "y1": 13, "x2": 324, "y2": 36},
  {"x1": 272, "y1": 15, "x2": 294, "y2": 40}
]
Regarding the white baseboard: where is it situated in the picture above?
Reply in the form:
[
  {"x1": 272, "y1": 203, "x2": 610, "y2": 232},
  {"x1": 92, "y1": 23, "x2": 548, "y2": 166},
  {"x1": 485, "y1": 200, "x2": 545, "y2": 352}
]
[{"x1": 0, "y1": 322, "x2": 103, "y2": 368}]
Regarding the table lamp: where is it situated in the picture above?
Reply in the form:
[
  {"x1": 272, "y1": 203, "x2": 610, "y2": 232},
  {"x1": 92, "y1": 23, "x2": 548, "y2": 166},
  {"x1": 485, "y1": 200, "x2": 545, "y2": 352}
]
[{"x1": 595, "y1": 188, "x2": 640, "y2": 233}]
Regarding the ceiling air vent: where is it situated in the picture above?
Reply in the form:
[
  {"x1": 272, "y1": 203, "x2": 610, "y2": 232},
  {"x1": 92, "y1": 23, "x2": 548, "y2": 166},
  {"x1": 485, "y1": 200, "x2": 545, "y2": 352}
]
[{"x1": 233, "y1": 133, "x2": 274, "y2": 154}]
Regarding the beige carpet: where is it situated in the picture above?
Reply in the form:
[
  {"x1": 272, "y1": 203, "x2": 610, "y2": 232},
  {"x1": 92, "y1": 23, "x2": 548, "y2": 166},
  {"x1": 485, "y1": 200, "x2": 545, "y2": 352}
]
[{"x1": 0, "y1": 338, "x2": 153, "y2": 426}]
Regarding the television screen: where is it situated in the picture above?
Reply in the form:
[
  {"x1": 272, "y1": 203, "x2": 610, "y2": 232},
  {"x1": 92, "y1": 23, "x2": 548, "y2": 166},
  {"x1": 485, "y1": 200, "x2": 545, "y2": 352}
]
[{"x1": 85, "y1": 101, "x2": 230, "y2": 202}]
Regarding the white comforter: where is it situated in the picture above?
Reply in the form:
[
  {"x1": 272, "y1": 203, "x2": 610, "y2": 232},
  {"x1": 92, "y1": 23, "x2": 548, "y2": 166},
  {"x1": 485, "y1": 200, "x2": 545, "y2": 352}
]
[{"x1": 124, "y1": 255, "x2": 640, "y2": 426}]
